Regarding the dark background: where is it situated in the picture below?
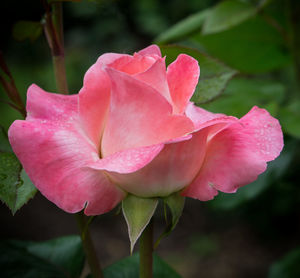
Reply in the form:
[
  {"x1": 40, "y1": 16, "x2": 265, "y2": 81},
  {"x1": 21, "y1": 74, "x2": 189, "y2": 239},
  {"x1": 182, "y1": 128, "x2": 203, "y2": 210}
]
[{"x1": 1, "y1": 0, "x2": 300, "y2": 277}]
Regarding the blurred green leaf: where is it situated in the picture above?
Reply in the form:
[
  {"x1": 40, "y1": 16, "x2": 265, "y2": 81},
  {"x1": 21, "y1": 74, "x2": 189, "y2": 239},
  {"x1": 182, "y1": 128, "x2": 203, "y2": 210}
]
[
  {"x1": 0, "y1": 128, "x2": 37, "y2": 214},
  {"x1": 155, "y1": 9, "x2": 211, "y2": 44},
  {"x1": 279, "y1": 100, "x2": 300, "y2": 139},
  {"x1": 122, "y1": 195, "x2": 158, "y2": 253},
  {"x1": 202, "y1": 0, "x2": 257, "y2": 34},
  {"x1": 0, "y1": 235, "x2": 85, "y2": 278},
  {"x1": 160, "y1": 45, "x2": 237, "y2": 104},
  {"x1": 192, "y1": 16, "x2": 290, "y2": 73},
  {"x1": 268, "y1": 247, "x2": 300, "y2": 278},
  {"x1": 26, "y1": 236, "x2": 85, "y2": 278},
  {"x1": 12, "y1": 21, "x2": 43, "y2": 42},
  {"x1": 103, "y1": 252, "x2": 181, "y2": 278},
  {"x1": 201, "y1": 77, "x2": 286, "y2": 117},
  {"x1": 209, "y1": 139, "x2": 296, "y2": 210}
]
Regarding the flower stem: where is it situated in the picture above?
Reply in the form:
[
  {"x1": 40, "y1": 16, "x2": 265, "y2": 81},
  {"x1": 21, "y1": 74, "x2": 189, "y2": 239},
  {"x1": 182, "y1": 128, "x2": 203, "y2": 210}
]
[
  {"x1": 51, "y1": 2, "x2": 68, "y2": 94},
  {"x1": 52, "y1": 54, "x2": 69, "y2": 94},
  {"x1": 44, "y1": 1, "x2": 68, "y2": 94},
  {"x1": 75, "y1": 212, "x2": 104, "y2": 278},
  {"x1": 139, "y1": 220, "x2": 153, "y2": 278}
]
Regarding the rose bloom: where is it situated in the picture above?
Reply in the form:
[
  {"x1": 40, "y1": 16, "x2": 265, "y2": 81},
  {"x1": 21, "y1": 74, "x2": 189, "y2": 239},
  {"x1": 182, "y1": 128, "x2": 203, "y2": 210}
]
[{"x1": 9, "y1": 45, "x2": 283, "y2": 215}]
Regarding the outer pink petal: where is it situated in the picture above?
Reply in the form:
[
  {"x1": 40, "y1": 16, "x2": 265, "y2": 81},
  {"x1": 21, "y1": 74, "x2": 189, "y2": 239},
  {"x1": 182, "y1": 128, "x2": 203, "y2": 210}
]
[
  {"x1": 103, "y1": 133, "x2": 208, "y2": 197},
  {"x1": 78, "y1": 54, "x2": 126, "y2": 147},
  {"x1": 9, "y1": 87, "x2": 125, "y2": 215},
  {"x1": 182, "y1": 106, "x2": 284, "y2": 200},
  {"x1": 26, "y1": 84, "x2": 78, "y2": 121},
  {"x1": 101, "y1": 68, "x2": 194, "y2": 156},
  {"x1": 134, "y1": 57, "x2": 172, "y2": 103},
  {"x1": 138, "y1": 44, "x2": 162, "y2": 57},
  {"x1": 167, "y1": 55, "x2": 200, "y2": 114}
]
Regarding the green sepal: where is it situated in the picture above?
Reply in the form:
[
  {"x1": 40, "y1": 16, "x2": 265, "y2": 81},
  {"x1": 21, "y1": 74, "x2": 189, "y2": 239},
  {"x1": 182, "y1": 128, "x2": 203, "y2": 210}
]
[
  {"x1": 155, "y1": 192, "x2": 185, "y2": 248},
  {"x1": 122, "y1": 194, "x2": 158, "y2": 253}
]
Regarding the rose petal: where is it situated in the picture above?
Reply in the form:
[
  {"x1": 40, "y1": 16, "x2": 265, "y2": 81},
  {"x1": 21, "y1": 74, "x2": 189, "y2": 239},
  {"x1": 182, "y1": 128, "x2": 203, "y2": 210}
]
[
  {"x1": 109, "y1": 53, "x2": 157, "y2": 75},
  {"x1": 101, "y1": 68, "x2": 194, "y2": 156},
  {"x1": 78, "y1": 54, "x2": 125, "y2": 147},
  {"x1": 89, "y1": 143, "x2": 165, "y2": 173},
  {"x1": 239, "y1": 106, "x2": 283, "y2": 161},
  {"x1": 182, "y1": 106, "x2": 284, "y2": 200},
  {"x1": 138, "y1": 44, "x2": 162, "y2": 57},
  {"x1": 78, "y1": 48, "x2": 162, "y2": 146},
  {"x1": 167, "y1": 54, "x2": 200, "y2": 114},
  {"x1": 26, "y1": 84, "x2": 78, "y2": 121},
  {"x1": 9, "y1": 88, "x2": 125, "y2": 215},
  {"x1": 103, "y1": 132, "x2": 207, "y2": 197},
  {"x1": 185, "y1": 102, "x2": 226, "y2": 129},
  {"x1": 134, "y1": 57, "x2": 171, "y2": 103}
]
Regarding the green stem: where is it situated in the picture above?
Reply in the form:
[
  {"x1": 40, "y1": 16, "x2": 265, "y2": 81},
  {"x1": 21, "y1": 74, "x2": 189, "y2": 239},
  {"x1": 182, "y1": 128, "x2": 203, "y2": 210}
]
[
  {"x1": 45, "y1": 1, "x2": 69, "y2": 94},
  {"x1": 52, "y1": 2, "x2": 68, "y2": 94},
  {"x1": 139, "y1": 220, "x2": 153, "y2": 278},
  {"x1": 52, "y1": 54, "x2": 68, "y2": 94},
  {"x1": 76, "y1": 212, "x2": 104, "y2": 278}
]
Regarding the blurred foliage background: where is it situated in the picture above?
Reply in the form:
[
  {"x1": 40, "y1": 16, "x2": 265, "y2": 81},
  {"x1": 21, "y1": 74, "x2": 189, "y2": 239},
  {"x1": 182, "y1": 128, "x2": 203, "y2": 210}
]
[{"x1": 0, "y1": 0, "x2": 300, "y2": 277}]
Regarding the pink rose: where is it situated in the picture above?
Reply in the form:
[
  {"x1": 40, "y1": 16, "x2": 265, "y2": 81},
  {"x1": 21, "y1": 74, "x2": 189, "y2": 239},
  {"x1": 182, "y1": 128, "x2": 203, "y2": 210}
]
[{"x1": 8, "y1": 45, "x2": 283, "y2": 215}]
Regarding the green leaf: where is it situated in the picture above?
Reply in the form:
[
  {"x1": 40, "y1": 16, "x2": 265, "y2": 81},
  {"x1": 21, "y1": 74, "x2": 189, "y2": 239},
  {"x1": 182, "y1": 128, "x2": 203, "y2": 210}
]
[
  {"x1": 201, "y1": 77, "x2": 286, "y2": 117},
  {"x1": 0, "y1": 128, "x2": 37, "y2": 214},
  {"x1": 193, "y1": 71, "x2": 236, "y2": 103},
  {"x1": 14, "y1": 169, "x2": 38, "y2": 213},
  {"x1": 160, "y1": 45, "x2": 237, "y2": 104},
  {"x1": 192, "y1": 16, "x2": 290, "y2": 73},
  {"x1": 103, "y1": 253, "x2": 181, "y2": 278},
  {"x1": 268, "y1": 247, "x2": 300, "y2": 278},
  {"x1": 27, "y1": 236, "x2": 85, "y2": 278},
  {"x1": 202, "y1": 0, "x2": 257, "y2": 34},
  {"x1": 12, "y1": 21, "x2": 43, "y2": 42},
  {"x1": 122, "y1": 195, "x2": 158, "y2": 253},
  {"x1": 0, "y1": 235, "x2": 85, "y2": 278},
  {"x1": 155, "y1": 9, "x2": 211, "y2": 44},
  {"x1": 279, "y1": 100, "x2": 300, "y2": 139},
  {"x1": 155, "y1": 193, "x2": 185, "y2": 248}
]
